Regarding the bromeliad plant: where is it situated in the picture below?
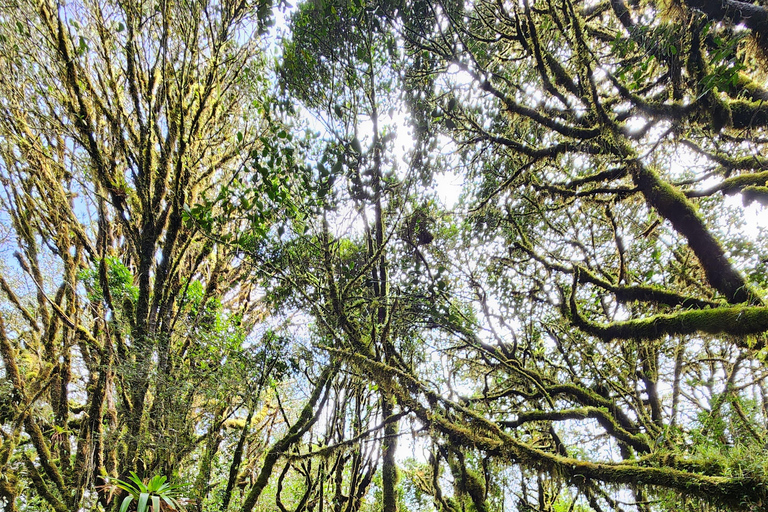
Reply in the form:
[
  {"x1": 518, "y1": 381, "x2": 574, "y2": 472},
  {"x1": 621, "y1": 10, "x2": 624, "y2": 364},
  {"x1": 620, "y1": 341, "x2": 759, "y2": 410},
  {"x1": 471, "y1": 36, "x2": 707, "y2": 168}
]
[{"x1": 112, "y1": 472, "x2": 187, "y2": 512}]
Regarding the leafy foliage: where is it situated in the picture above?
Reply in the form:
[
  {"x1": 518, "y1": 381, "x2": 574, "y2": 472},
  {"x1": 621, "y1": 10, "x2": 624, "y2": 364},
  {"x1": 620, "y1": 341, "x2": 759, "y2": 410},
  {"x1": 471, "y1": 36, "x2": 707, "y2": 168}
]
[{"x1": 111, "y1": 473, "x2": 187, "y2": 512}]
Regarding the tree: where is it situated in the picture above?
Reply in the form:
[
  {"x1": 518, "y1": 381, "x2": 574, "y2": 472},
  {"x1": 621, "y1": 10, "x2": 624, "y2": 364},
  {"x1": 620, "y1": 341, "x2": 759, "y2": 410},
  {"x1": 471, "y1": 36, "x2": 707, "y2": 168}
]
[
  {"x1": 268, "y1": 1, "x2": 455, "y2": 511},
  {"x1": 253, "y1": 0, "x2": 768, "y2": 508},
  {"x1": 0, "y1": 0, "x2": 297, "y2": 509},
  {"x1": 375, "y1": 0, "x2": 768, "y2": 509},
  {"x1": 3, "y1": 0, "x2": 768, "y2": 511}
]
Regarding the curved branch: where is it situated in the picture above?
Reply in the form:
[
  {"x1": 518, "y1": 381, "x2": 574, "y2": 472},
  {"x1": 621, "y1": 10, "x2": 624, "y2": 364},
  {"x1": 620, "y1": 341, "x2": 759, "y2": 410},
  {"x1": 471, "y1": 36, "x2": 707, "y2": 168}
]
[
  {"x1": 335, "y1": 348, "x2": 768, "y2": 509},
  {"x1": 240, "y1": 363, "x2": 339, "y2": 512},
  {"x1": 478, "y1": 78, "x2": 601, "y2": 139},
  {"x1": 500, "y1": 407, "x2": 651, "y2": 453},
  {"x1": 510, "y1": 245, "x2": 721, "y2": 309},
  {"x1": 569, "y1": 294, "x2": 768, "y2": 349},
  {"x1": 686, "y1": 0, "x2": 768, "y2": 38},
  {"x1": 687, "y1": 170, "x2": 768, "y2": 198},
  {"x1": 630, "y1": 161, "x2": 762, "y2": 305}
]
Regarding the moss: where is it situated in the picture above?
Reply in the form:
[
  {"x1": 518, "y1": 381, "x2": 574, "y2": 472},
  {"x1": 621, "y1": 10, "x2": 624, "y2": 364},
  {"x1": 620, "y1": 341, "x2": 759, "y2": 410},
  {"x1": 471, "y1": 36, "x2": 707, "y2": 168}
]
[
  {"x1": 331, "y1": 346, "x2": 768, "y2": 509},
  {"x1": 631, "y1": 163, "x2": 761, "y2": 305},
  {"x1": 742, "y1": 186, "x2": 768, "y2": 207},
  {"x1": 547, "y1": 455, "x2": 767, "y2": 510},
  {"x1": 573, "y1": 304, "x2": 768, "y2": 349},
  {"x1": 652, "y1": 452, "x2": 727, "y2": 476},
  {"x1": 444, "y1": 447, "x2": 488, "y2": 512},
  {"x1": 0, "y1": 472, "x2": 19, "y2": 512},
  {"x1": 503, "y1": 407, "x2": 650, "y2": 453},
  {"x1": 733, "y1": 72, "x2": 768, "y2": 101},
  {"x1": 711, "y1": 170, "x2": 768, "y2": 196},
  {"x1": 730, "y1": 99, "x2": 768, "y2": 129}
]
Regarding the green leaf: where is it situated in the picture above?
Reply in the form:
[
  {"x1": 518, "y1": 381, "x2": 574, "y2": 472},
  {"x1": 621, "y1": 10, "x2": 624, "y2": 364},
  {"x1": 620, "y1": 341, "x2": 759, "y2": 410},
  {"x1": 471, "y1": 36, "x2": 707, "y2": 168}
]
[
  {"x1": 130, "y1": 472, "x2": 148, "y2": 493},
  {"x1": 350, "y1": 137, "x2": 362, "y2": 154},
  {"x1": 151, "y1": 495, "x2": 160, "y2": 512},
  {"x1": 119, "y1": 496, "x2": 133, "y2": 512},
  {"x1": 163, "y1": 496, "x2": 180, "y2": 510},
  {"x1": 138, "y1": 492, "x2": 150, "y2": 512},
  {"x1": 147, "y1": 475, "x2": 167, "y2": 492}
]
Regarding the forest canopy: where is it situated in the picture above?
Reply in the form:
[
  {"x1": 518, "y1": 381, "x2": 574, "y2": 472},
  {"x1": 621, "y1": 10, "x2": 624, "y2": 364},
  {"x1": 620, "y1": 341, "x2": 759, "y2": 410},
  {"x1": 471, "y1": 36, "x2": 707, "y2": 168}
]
[{"x1": 0, "y1": 0, "x2": 767, "y2": 512}]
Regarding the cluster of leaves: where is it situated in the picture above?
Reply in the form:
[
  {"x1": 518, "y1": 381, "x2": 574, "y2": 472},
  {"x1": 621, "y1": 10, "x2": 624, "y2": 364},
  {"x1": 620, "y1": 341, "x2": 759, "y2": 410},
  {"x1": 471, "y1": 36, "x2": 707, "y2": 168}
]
[
  {"x1": 112, "y1": 473, "x2": 187, "y2": 512},
  {"x1": 78, "y1": 257, "x2": 139, "y2": 305}
]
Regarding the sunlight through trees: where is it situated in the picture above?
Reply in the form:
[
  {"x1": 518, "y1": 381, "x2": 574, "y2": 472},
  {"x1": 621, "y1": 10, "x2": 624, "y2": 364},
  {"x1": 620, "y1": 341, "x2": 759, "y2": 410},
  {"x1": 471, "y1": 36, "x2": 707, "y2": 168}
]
[{"x1": 1, "y1": 0, "x2": 767, "y2": 511}]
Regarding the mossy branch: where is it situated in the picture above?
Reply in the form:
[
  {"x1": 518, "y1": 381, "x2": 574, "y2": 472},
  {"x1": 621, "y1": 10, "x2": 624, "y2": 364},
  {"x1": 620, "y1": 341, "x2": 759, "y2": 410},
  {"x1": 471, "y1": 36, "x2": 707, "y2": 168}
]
[
  {"x1": 730, "y1": 99, "x2": 768, "y2": 129},
  {"x1": 501, "y1": 407, "x2": 651, "y2": 453},
  {"x1": 22, "y1": 455, "x2": 67, "y2": 512},
  {"x1": 477, "y1": 73, "x2": 601, "y2": 139},
  {"x1": 329, "y1": 348, "x2": 768, "y2": 509},
  {"x1": 686, "y1": 0, "x2": 768, "y2": 53},
  {"x1": 630, "y1": 162, "x2": 761, "y2": 305},
  {"x1": 240, "y1": 363, "x2": 338, "y2": 512},
  {"x1": 732, "y1": 72, "x2": 768, "y2": 102},
  {"x1": 0, "y1": 473, "x2": 19, "y2": 512},
  {"x1": 688, "y1": 170, "x2": 768, "y2": 198},
  {"x1": 681, "y1": 138, "x2": 767, "y2": 172},
  {"x1": 0, "y1": 273, "x2": 40, "y2": 332},
  {"x1": 510, "y1": 245, "x2": 720, "y2": 309},
  {"x1": 568, "y1": 286, "x2": 768, "y2": 348},
  {"x1": 742, "y1": 185, "x2": 768, "y2": 206},
  {"x1": 443, "y1": 445, "x2": 488, "y2": 512}
]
